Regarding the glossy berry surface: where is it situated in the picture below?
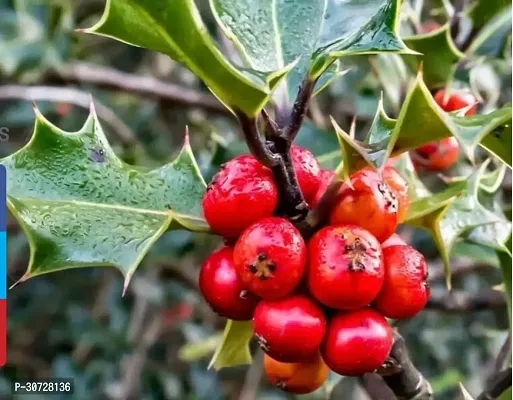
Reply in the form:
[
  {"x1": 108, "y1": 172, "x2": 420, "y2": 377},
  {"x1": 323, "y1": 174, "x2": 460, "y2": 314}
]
[
  {"x1": 329, "y1": 168, "x2": 399, "y2": 242},
  {"x1": 263, "y1": 352, "x2": 329, "y2": 394},
  {"x1": 233, "y1": 217, "x2": 307, "y2": 299},
  {"x1": 434, "y1": 89, "x2": 478, "y2": 115},
  {"x1": 291, "y1": 145, "x2": 321, "y2": 205},
  {"x1": 202, "y1": 155, "x2": 278, "y2": 238},
  {"x1": 381, "y1": 233, "x2": 407, "y2": 249},
  {"x1": 412, "y1": 137, "x2": 460, "y2": 171},
  {"x1": 321, "y1": 309, "x2": 393, "y2": 376},
  {"x1": 253, "y1": 295, "x2": 326, "y2": 362},
  {"x1": 308, "y1": 225, "x2": 384, "y2": 310},
  {"x1": 382, "y1": 166, "x2": 410, "y2": 222},
  {"x1": 311, "y1": 169, "x2": 336, "y2": 208},
  {"x1": 373, "y1": 245, "x2": 430, "y2": 319},
  {"x1": 199, "y1": 247, "x2": 259, "y2": 320}
]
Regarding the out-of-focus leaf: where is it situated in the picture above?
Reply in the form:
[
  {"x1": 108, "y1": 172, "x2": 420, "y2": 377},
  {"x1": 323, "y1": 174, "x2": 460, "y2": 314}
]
[
  {"x1": 86, "y1": 0, "x2": 293, "y2": 116},
  {"x1": 179, "y1": 334, "x2": 221, "y2": 362},
  {"x1": 3, "y1": 106, "x2": 208, "y2": 289},
  {"x1": 212, "y1": 0, "x2": 414, "y2": 107},
  {"x1": 295, "y1": 121, "x2": 340, "y2": 170},
  {"x1": 468, "y1": 6, "x2": 512, "y2": 58},
  {"x1": 467, "y1": 0, "x2": 510, "y2": 29},
  {"x1": 208, "y1": 320, "x2": 253, "y2": 370},
  {"x1": 333, "y1": 72, "x2": 512, "y2": 181},
  {"x1": 497, "y1": 236, "x2": 512, "y2": 328},
  {"x1": 403, "y1": 24, "x2": 464, "y2": 88}
]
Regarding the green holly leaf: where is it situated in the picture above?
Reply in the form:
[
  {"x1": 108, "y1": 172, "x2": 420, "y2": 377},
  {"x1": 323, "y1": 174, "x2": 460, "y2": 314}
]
[
  {"x1": 85, "y1": 0, "x2": 292, "y2": 116},
  {"x1": 406, "y1": 162, "x2": 509, "y2": 289},
  {"x1": 212, "y1": 0, "x2": 413, "y2": 106},
  {"x1": 467, "y1": 0, "x2": 511, "y2": 29},
  {"x1": 4, "y1": 105, "x2": 208, "y2": 290},
  {"x1": 333, "y1": 72, "x2": 512, "y2": 180},
  {"x1": 468, "y1": 6, "x2": 512, "y2": 58},
  {"x1": 402, "y1": 24, "x2": 464, "y2": 89},
  {"x1": 208, "y1": 320, "x2": 253, "y2": 370}
]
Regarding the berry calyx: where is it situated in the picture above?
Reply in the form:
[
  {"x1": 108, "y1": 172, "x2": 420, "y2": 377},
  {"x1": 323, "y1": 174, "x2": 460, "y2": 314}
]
[
  {"x1": 263, "y1": 352, "x2": 329, "y2": 394},
  {"x1": 412, "y1": 137, "x2": 460, "y2": 171},
  {"x1": 381, "y1": 233, "x2": 407, "y2": 249},
  {"x1": 321, "y1": 309, "x2": 393, "y2": 376},
  {"x1": 199, "y1": 247, "x2": 259, "y2": 320},
  {"x1": 329, "y1": 169, "x2": 399, "y2": 242},
  {"x1": 291, "y1": 145, "x2": 321, "y2": 205},
  {"x1": 308, "y1": 225, "x2": 384, "y2": 310},
  {"x1": 311, "y1": 169, "x2": 336, "y2": 208},
  {"x1": 382, "y1": 166, "x2": 410, "y2": 223},
  {"x1": 253, "y1": 295, "x2": 326, "y2": 362},
  {"x1": 434, "y1": 89, "x2": 478, "y2": 116},
  {"x1": 233, "y1": 217, "x2": 307, "y2": 299},
  {"x1": 202, "y1": 155, "x2": 278, "y2": 238},
  {"x1": 373, "y1": 245, "x2": 430, "y2": 319}
]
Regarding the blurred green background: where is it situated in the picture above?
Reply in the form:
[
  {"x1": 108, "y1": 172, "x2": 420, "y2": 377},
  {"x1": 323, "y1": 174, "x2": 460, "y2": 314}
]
[{"x1": 0, "y1": 0, "x2": 511, "y2": 399}]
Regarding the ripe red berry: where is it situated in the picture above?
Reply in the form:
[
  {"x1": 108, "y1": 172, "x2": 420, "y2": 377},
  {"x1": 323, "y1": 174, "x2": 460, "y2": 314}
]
[
  {"x1": 310, "y1": 169, "x2": 336, "y2": 208},
  {"x1": 263, "y1": 352, "x2": 329, "y2": 394},
  {"x1": 420, "y1": 21, "x2": 440, "y2": 33},
  {"x1": 434, "y1": 89, "x2": 478, "y2": 116},
  {"x1": 329, "y1": 169, "x2": 399, "y2": 242},
  {"x1": 308, "y1": 225, "x2": 384, "y2": 310},
  {"x1": 291, "y1": 145, "x2": 321, "y2": 205},
  {"x1": 382, "y1": 166, "x2": 410, "y2": 222},
  {"x1": 381, "y1": 233, "x2": 407, "y2": 249},
  {"x1": 202, "y1": 155, "x2": 278, "y2": 238},
  {"x1": 233, "y1": 217, "x2": 306, "y2": 299},
  {"x1": 321, "y1": 309, "x2": 393, "y2": 376},
  {"x1": 412, "y1": 137, "x2": 460, "y2": 171},
  {"x1": 199, "y1": 247, "x2": 259, "y2": 320},
  {"x1": 253, "y1": 295, "x2": 326, "y2": 362},
  {"x1": 373, "y1": 245, "x2": 429, "y2": 319}
]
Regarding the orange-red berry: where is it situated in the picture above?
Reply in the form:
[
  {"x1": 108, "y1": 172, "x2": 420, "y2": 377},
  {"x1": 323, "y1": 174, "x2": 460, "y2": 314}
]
[
  {"x1": 291, "y1": 145, "x2": 321, "y2": 205},
  {"x1": 263, "y1": 352, "x2": 329, "y2": 394}
]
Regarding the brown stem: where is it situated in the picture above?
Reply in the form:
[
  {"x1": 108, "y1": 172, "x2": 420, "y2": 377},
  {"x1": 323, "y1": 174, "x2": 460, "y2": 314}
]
[
  {"x1": 426, "y1": 290, "x2": 506, "y2": 312},
  {"x1": 283, "y1": 78, "x2": 316, "y2": 140},
  {"x1": 378, "y1": 330, "x2": 433, "y2": 400},
  {"x1": 477, "y1": 368, "x2": 512, "y2": 400}
]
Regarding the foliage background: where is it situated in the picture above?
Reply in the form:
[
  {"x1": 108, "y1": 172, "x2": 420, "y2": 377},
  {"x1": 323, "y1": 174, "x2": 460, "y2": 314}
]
[{"x1": 0, "y1": 0, "x2": 511, "y2": 399}]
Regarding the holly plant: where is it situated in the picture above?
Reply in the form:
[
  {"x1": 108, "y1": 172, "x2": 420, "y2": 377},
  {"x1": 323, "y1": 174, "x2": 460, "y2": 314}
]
[{"x1": 4, "y1": 0, "x2": 512, "y2": 399}]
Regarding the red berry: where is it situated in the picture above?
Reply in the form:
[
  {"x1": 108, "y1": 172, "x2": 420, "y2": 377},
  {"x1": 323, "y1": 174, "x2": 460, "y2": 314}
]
[
  {"x1": 373, "y1": 245, "x2": 429, "y2": 319},
  {"x1": 263, "y1": 352, "x2": 329, "y2": 394},
  {"x1": 199, "y1": 247, "x2": 259, "y2": 320},
  {"x1": 202, "y1": 155, "x2": 278, "y2": 238},
  {"x1": 382, "y1": 166, "x2": 410, "y2": 223},
  {"x1": 233, "y1": 217, "x2": 306, "y2": 299},
  {"x1": 434, "y1": 89, "x2": 478, "y2": 116},
  {"x1": 291, "y1": 145, "x2": 321, "y2": 205},
  {"x1": 321, "y1": 309, "x2": 393, "y2": 376},
  {"x1": 412, "y1": 137, "x2": 460, "y2": 171},
  {"x1": 329, "y1": 169, "x2": 399, "y2": 242},
  {"x1": 310, "y1": 169, "x2": 336, "y2": 208},
  {"x1": 253, "y1": 295, "x2": 326, "y2": 362},
  {"x1": 308, "y1": 225, "x2": 384, "y2": 310},
  {"x1": 381, "y1": 233, "x2": 407, "y2": 249},
  {"x1": 420, "y1": 21, "x2": 440, "y2": 33}
]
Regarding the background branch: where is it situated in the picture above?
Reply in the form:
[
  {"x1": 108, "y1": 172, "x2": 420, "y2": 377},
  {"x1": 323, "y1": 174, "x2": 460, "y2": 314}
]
[
  {"x1": 426, "y1": 290, "x2": 506, "y2": 312},
  {"x1": 477, "y1": 367, "x2": 512, "y2": 400},
  {"x1": 0, "y1": 85, "x2": 137, "y2": 147},
  {"x1": 51, "y1": 62, "x2": 227, "y2": 113}
]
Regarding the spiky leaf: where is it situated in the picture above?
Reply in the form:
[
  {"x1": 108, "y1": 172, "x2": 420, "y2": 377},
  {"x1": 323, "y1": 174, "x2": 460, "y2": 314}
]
[
  {"x1": 85, "y1": 0, "x2": 292, "y2": 116},
  {"x1": 4, "y1": 106, "x2": 207, "y2": 289},
  {"x1": 208, "y1": 320, "x2": 253, "y2": 370}
]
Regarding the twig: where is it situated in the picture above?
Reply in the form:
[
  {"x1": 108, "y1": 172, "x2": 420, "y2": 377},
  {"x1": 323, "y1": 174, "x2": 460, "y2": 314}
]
[
  {"x1": 53, "y1": 62, "x2": 227, "y2": 113},
  {"x1": 450, "y1": 0, "x2": 465, "y2": 42},
  {"x1": 378, "y1": 330, "x2": 433, "y2": 400},
  {"x1": 477, "y1": 367, "x2": 512, "y2": 400},
  {"x1": 283, "y1": 78, "x2": 316, "y2": 140},
  {"x1": 426, "y1": 290, "x2": 507, "y2": 312},
  {"x1": 0, "y1": 85, "x2": 137, "y2": 147},
  {"x1": 427, "y1": 260, "x2": 492, "y2": 282},
  {"x1": 238, "y1": 350, "x2": 263, "y2": 400},
  {"x1": 359, "y1": 374, "x2": 396, "y2": 400}
]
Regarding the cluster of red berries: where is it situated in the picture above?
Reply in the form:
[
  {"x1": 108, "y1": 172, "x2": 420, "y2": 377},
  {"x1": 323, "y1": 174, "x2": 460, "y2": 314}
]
[
  {"x1": 412, "y1": 88, "x2": 477, "y2": 171},
  {"x1": 199, "y1": 144, "x2": 430, "y2": 394}
]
